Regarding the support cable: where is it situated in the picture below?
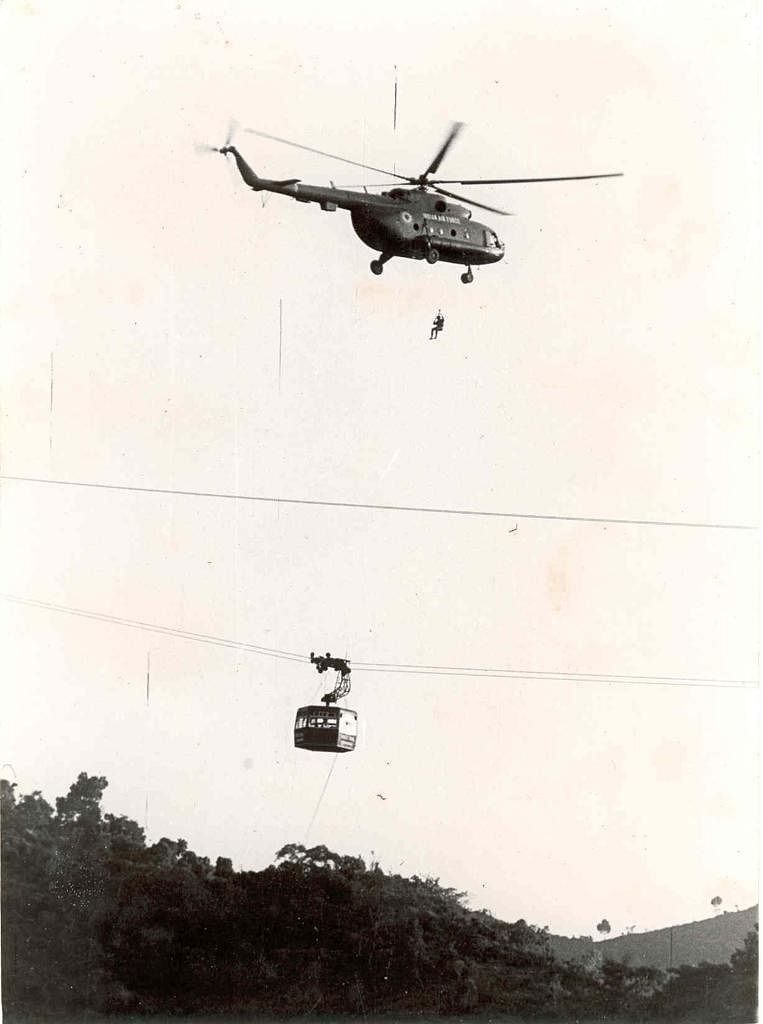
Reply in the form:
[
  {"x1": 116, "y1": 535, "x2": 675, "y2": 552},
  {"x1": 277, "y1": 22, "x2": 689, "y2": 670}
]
[
  {"x1": 2, "y1": 594, "x2": 756, "y2": 691},
  {"x1": 0, "y1": 475, "x2": 755, "y2": 532}
]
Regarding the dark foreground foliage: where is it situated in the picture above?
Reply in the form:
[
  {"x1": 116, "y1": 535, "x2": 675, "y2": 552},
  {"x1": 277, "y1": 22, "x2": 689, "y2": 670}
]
[{"x1": 1, "y1": 774, "x2": 757, "y2": 1021}]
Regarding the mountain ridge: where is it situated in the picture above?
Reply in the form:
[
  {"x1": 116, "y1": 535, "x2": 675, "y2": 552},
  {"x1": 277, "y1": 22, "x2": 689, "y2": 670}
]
[{"x1": 547, "y1": 905, "x2": 758, "y2": 969}]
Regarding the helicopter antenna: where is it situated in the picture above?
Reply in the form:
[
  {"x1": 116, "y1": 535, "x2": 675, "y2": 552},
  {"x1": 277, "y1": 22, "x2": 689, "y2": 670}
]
[
  {"x1": 393, "y1": 65, "x2": 399, "y2": 176},
  {"x1": 393, "y1": 66, "x2": 398, "y2": 131}
]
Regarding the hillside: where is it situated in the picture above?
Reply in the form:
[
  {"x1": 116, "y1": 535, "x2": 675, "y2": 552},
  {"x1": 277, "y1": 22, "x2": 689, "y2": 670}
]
[
  {"x1": 548, "y1": 905, "x2": 758, "y2": 970},
  {"x1": 2, "y1": 773, "x2": 758, "y2": 1022},
  {"x1": 599, "y1": 906, "x2": 759, "y2": 969}
]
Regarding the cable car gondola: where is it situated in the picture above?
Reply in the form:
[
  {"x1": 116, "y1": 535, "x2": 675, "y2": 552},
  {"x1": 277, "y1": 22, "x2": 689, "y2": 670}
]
[
  {"x1": 293, "y1": 704, "x2": 358, "y2": 753},
  {"x1": 294, "y1": 652, "x2": 357, "y2": 754}
]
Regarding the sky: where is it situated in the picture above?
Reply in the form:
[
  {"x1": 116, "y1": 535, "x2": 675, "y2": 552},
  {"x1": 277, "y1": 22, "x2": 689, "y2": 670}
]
[{"x1": 0, "y1": 0, "x2": 759, "y2": 939}]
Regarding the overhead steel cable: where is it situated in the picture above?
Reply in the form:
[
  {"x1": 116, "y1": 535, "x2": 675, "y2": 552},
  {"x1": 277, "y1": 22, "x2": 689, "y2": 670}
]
[
  {"x1": 352, "y1": 665, "x2": 755, "y2": 691},
  {"x1": 2, "y1": 595, "x2": 756, "y2": 691},
  {"x1": 351, "y1": 658, "x2": 756, "y2": 688},
  {"x1": 2, "y1": 595, "x2": 307, "y2": 664},
  {"x1": 0, "y1": 475, "x2": 756, "y2": 532}
]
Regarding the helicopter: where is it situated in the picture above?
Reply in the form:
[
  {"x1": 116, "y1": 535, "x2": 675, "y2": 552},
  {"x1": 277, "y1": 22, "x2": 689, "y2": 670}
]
[{"x1": 209, "y1": 122, "x2": 622, "y2": 284}]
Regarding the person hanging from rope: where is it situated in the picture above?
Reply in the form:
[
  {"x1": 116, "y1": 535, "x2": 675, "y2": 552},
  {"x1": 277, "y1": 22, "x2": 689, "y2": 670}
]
[{"x1": 430, "y1": 309, "x2": 445, "y2": 340}]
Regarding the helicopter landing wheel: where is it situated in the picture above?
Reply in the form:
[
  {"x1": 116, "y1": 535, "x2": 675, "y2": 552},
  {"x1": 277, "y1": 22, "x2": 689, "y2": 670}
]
[
  {"x1": 425, "y1": 248, "x2": 440, "y2": 265},
  {"x1": 370, "y1": 259, "x2": 384, "y2": 275},
  {"x1": 460, "y1": 268, "x2": 474, "y2": 284}
]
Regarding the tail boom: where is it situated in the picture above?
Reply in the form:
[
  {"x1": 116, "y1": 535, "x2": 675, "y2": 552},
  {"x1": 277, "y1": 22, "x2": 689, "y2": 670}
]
[{"x1": 221, "y1": 146, "x2": 262, "y2": 189}]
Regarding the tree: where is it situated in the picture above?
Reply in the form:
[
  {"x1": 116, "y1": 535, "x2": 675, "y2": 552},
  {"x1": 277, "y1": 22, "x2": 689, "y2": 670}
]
[
  {"x1": 596, "y1": 918, "x2": 611, "y2": 936},
  {"x1": 728, "y1": 926, "x2": 758, "y2": 1022},
  {"x1": 2, "y1": 773, "x2": 116, "y2": 1014},
  {"x1": 276, "y1": 842, "x2": 366, "y2": 876},
  {"x1": 649, "y1": 932, "x2": 758, "y2": 1024},
  {"x1": 1, "y1": 779, "x2": 61, "y2": 1014},
  {"x1": 215, "y1": 855, "x2": 233, "y2": 878},
  {"x1": 55, "y1": 772, "x2": 108, "y2": 827}
]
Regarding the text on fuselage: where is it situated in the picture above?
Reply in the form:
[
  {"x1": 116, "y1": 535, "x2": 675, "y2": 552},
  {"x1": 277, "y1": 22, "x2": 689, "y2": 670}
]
[{"x1": 423, "y1": 213, "x2": 460, "y2": 224}]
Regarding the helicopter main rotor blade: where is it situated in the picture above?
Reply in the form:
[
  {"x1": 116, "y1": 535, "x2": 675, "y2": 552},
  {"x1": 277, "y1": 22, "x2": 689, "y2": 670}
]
[
  {"x1": 431, "y1": 184, "x2": 512, "y2": 216},
  {"x1": 422, "y1": 121, "x2": 464, "y2": 179},
  {"x1": 333, "y1": 181, "x2": 405, "y2": 188},
  {"x1": 244, "y1": 128, "x2": 412, "y2": 182},
  {"x1": 430, "y1": 172, "x2": 623, "y2": 185}
]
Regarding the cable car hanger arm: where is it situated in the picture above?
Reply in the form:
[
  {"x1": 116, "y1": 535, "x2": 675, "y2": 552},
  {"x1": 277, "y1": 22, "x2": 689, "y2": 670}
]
[{"x1": 310, "y1": 651, "x2": 351, "y2": 705}]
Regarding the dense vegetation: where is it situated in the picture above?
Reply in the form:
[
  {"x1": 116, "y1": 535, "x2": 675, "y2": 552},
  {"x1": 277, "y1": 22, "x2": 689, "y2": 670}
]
[{"x1": 1, "y1": 773, "x2": 757, "y2": 1021}]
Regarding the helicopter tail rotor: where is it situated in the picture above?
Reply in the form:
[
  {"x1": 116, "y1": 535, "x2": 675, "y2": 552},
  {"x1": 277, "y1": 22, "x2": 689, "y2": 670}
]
[
  {"x1": 194, "y1": 119, "x2": 239, "y2": 156},
  {"x1": 220, "y1": 119, "x2": 239, "y2": 152}
]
